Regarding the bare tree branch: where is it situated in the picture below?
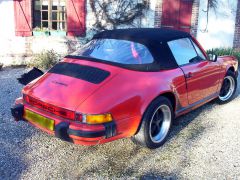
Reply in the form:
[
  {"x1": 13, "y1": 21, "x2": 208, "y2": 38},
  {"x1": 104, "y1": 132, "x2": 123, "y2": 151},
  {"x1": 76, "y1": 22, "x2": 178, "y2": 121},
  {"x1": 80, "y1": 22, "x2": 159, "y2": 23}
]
[
  {"x1": 89, "y1": 0, "x2": 149, "y2": 32},
  {"x1": 201, "y1": 0, "x2": 218, "y2": 33}
]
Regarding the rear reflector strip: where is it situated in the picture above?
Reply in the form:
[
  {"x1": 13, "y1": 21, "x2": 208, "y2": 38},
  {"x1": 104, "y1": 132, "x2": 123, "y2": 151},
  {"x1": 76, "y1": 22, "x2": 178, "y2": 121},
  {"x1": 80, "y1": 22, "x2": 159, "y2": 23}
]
[
  {"x1": 23, "y1": 95, "x2": 75, "y2": 120},
  {"x1": 48, "y1": 62, "x2": 110, "y2": 84}
]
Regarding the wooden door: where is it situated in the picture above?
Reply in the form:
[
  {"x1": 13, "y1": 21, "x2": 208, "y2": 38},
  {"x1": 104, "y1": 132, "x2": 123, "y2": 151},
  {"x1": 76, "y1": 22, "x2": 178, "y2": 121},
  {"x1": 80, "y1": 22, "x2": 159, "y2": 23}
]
[{"x1": 161, "y1": 0, "x2": 193, "y2": 33}]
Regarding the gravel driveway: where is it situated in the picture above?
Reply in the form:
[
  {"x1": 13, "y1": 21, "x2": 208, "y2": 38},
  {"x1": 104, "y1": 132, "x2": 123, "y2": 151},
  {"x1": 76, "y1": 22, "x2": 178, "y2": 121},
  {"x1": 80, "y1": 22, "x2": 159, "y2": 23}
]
[{"x1": 0, "y1": 68, "x2": 240, "y2": 180}]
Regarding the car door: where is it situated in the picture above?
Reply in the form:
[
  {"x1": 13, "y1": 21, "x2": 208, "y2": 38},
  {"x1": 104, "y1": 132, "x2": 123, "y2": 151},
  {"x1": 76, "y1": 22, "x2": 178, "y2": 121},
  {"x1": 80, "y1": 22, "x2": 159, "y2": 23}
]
[{"x1": 168, "y1": 37, "x2": 221, "y2": 105}]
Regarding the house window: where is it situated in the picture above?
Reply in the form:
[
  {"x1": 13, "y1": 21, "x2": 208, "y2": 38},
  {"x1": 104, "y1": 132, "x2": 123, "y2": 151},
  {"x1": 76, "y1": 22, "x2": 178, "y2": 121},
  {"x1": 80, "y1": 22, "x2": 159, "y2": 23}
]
[{"x1": 33, "y1": 0, "x2": 66, "y2": 31}]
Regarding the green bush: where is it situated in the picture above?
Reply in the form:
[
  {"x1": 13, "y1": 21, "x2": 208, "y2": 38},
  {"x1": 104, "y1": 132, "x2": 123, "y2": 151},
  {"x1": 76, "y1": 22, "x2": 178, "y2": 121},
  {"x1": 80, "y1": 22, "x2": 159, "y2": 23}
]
[
  {"x1": 28, "y1": 50, "x2": 61, "y2": 70},
  {"x1": 206, "y1": 48, "x2": 240, "y2": 62}
]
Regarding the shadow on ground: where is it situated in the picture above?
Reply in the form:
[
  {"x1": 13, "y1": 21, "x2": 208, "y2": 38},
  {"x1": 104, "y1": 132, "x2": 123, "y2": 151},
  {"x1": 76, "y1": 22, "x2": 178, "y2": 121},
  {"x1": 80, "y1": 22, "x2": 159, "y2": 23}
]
[
  {"x1": 76, "y1": 100, "x2": 217, "y2": 178},
  {"x1": 0, "y1": 68, "x2": 35, "y2": 179},
  {"x1": 140, "y1": 172, "x2": 178, "y2": 180},
  {"x1": 0, "y1": 122, "x2": 35, "y2": 179}
]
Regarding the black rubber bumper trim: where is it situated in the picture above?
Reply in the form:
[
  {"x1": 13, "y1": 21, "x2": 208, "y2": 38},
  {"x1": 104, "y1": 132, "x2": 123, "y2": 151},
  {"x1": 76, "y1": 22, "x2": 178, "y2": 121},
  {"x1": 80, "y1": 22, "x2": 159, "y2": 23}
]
[
  {"x1": 103, "y1": 121, "x2": 117, "y2": 138},
  {"x1": 67, "y1": 128, "x2": 106, "y2": 138},
  {"x1": 11, "y1": 104, "x2": 24, "y2": 121},
  {"x1": 54, "y1": 121, "x2": 117, "y2": 141},
  {"x1": 55, "y1": 122, "x2": 73, "y2": 142},
  {"x1": 66, "y1": 121, "x2": 117, "y2": 139}
]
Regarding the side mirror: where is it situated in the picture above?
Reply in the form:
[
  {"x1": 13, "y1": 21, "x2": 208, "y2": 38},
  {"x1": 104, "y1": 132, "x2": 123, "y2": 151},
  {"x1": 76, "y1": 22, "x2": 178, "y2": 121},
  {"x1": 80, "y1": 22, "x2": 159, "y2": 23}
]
[{"x1": 208, "y1": 53, "x2": 218, "y2": 62}]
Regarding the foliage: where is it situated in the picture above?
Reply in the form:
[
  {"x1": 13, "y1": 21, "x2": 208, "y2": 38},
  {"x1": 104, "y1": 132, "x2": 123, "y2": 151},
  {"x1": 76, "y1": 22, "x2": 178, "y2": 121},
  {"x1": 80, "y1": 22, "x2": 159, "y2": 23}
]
[
  {"x1": 89, "y1": 0, "x2": 149, "y2": 32},
  {"x1": 0, "y1": 63, "x2": 3, "y2": 71},
  {"x1": 207, "y1": 48, "x2": 240, "y2": 62},
  {"x1": 28, "y1": 50, "x2": 61, "y2": 70}
]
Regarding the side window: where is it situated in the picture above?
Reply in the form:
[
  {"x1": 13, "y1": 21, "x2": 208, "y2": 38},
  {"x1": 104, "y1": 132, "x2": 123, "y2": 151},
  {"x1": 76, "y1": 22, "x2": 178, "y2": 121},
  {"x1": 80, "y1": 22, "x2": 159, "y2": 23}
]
[
  {"x1": 168, "y1": 38, "x2": 198, "y2": 66},
  {"x1": 191, "y1": 40, "x2": 206, "y2": 60}
]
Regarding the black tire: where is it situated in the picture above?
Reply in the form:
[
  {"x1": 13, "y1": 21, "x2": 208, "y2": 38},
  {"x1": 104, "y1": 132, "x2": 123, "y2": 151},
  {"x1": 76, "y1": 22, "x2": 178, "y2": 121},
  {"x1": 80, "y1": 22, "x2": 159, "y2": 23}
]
[
  {"x1": 217, "y1": 71, "x2": 237, "y2": 104},
  {"x1": 131, "y1": 96, "x2": 174, "y2": 149}
]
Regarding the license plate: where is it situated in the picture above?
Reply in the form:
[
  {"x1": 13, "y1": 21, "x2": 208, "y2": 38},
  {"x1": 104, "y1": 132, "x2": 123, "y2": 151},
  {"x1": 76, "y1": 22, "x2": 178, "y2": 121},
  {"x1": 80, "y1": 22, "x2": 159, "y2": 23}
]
[{"x1": 24, "y1": 109, "x2": 55, "y2": 131}]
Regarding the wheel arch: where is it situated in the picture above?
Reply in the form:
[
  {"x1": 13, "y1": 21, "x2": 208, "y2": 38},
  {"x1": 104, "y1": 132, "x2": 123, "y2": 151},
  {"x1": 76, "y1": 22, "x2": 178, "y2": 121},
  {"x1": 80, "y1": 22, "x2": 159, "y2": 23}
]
[
  {"x1": 218, "y1": 67, "x2": 237, "y2": 104},
  {"x1": 134, "y1": 91, "x2": 177, "y2": 135},
  {"x1": 227, "y1": 66, "x2": 235, "y2": 73},
  {"x1": 226, "y1": 66, "x2": 238, "y2": 78},
  {"x1": 160, "y1": 92, "x2": 176, "y2": 112}
]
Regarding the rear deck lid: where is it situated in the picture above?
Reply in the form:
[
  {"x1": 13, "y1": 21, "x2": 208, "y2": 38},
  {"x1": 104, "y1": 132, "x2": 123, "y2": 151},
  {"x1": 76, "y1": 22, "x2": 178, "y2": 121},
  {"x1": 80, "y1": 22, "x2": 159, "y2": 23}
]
[{"x1": 23, "y1": 60, "x2": 119, "y2": 112}]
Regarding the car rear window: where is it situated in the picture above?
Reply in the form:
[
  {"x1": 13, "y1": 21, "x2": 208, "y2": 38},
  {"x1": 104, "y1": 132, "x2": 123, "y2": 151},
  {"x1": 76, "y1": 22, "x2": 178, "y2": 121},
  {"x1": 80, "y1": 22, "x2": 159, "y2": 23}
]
[{"x1": 72, "y1": 39, "x2": 154, "y2": 65}]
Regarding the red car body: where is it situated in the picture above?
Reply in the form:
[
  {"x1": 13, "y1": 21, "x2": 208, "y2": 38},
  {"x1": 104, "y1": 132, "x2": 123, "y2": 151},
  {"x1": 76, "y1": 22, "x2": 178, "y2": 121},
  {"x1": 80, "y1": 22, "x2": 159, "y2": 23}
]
[{"x1": 11, "y1": 29, "x2": 238, "y2": 147}]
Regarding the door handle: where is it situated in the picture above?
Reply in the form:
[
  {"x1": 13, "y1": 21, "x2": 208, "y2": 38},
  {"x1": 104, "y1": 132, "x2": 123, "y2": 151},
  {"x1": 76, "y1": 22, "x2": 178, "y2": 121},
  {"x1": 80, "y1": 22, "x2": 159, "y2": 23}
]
[{"x1": 185, "y1": 72, "x2": 194, "y2": 78}]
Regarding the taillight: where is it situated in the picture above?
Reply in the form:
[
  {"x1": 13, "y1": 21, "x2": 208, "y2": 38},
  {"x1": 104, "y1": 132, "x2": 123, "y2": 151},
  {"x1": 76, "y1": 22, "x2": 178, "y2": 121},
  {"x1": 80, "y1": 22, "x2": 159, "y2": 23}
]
[
  {"x1": 84, "y1": 113, "x2": 113, "y2": 124},
  {"x1": 23, "y1": 94, "x2": 75, "y2": 120},
  {"x1": 76, "y1": 113, "x2": 113, "y2": 124}
]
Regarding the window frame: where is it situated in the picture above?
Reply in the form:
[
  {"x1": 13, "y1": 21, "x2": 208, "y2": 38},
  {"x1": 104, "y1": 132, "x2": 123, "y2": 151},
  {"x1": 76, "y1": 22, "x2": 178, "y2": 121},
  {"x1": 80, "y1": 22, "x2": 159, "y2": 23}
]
[
  {"x1": 168, "y1": 37, "x2": 207, "y2": 67},
  {"x1": 190, "y1": 38, "x2": 208, "y2": 61},
  {"x1": 33, "y1": 0, "x2": 67, "y2": 31}
]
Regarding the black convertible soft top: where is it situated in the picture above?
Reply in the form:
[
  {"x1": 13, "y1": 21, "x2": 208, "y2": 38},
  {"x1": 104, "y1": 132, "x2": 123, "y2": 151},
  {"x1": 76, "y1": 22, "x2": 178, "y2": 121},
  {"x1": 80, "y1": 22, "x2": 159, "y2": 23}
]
[
  {"x1": 93, "y1": 28, "x2": 191, "y2": 71},
  {"x1": 93, "y1": 28, "x2": 190, "y2": 43},
  {"x1": 67, "y1": 28, "x2": 192, "y2": 71}
]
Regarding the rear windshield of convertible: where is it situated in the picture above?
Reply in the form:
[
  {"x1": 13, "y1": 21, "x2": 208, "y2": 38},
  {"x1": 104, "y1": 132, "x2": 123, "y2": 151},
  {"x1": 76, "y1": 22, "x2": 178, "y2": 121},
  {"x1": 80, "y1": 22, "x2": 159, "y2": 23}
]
[{"x1": 71, "y1": 39, "x2": 154, "y2": 65}]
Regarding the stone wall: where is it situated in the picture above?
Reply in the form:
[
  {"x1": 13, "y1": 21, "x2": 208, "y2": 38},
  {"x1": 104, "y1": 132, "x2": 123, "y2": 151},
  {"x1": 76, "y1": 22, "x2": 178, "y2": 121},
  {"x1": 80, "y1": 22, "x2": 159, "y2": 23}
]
[
  {"x1": 0, "y1": 35, "x2": 85, "y2": 66},
  {"x1": 154, "y1": 0, "x2": 163, "y2": 28},
  {"x1": 190, "y1": 0, "x2": 200, "y2": 37},
  {"x1": 233, "y1": 0, "x2": 240, "y2": 49}
]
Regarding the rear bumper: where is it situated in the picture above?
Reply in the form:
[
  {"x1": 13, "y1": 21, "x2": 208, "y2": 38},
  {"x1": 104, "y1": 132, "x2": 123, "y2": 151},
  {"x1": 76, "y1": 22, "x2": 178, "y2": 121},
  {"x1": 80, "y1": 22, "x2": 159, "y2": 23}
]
[
  {"x1": 11, "y1": 104, "x2": 117, "y2": 145},
  {"x1": 54, "y1": 121, "x2": 116, "y2": 143}
]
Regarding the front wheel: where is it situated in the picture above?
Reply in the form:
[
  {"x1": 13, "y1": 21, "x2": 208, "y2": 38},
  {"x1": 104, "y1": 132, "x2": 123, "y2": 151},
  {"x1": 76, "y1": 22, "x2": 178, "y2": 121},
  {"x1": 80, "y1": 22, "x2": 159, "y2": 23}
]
[
  {"x1": 218, "y1": 71, "x2": 237, "y2": 104},
  {"x1": 131, "y1": 96, "x2": 173, "y2": 149}
]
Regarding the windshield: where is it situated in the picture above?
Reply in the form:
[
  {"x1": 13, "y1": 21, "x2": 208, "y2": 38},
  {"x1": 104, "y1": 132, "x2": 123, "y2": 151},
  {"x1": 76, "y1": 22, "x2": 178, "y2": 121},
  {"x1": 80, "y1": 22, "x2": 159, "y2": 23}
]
[{"x1": 72, "y1": 39, "x2": 154, "y2": 65}]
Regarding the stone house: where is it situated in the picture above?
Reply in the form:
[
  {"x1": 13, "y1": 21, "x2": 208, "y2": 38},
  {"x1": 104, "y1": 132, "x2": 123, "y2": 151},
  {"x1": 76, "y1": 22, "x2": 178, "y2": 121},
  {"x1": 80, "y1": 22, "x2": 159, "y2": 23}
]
[{"x1": 0, "y1": 0, "x2": 239, "y2": 65}]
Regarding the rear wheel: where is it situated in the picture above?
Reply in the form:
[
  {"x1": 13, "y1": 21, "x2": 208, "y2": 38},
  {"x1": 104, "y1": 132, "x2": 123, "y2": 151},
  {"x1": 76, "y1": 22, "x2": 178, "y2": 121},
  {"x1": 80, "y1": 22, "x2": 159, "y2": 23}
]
[
  {"x1": 218, "y1": 71, "x2": 237, "y2": 104},
  {"x1": 131, "y1": 96, "x2": 173, "y2": 149}
]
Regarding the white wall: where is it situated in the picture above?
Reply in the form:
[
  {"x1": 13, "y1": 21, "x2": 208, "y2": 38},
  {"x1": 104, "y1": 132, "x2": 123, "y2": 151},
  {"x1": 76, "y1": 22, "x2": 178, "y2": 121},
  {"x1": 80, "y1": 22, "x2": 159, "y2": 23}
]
[
  {"x1": 197, "y1": 0, "x2": 237, "y2": 50},
  {"x1": 0, "y1": 0, "x2": 22, "y2": 65},
  {"x1": 0, "y1": 0, "x2": 16, "y2": 55},
  {"x1": 0, "y1": 0, "x2": 15, "y2": 37}
]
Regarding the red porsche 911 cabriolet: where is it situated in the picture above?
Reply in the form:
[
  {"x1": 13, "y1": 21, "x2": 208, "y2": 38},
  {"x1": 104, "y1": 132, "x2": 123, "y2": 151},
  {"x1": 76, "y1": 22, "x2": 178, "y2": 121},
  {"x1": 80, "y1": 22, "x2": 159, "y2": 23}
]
[{"x1": 11, "y1": 28, "x2": 238, "y2": 149}]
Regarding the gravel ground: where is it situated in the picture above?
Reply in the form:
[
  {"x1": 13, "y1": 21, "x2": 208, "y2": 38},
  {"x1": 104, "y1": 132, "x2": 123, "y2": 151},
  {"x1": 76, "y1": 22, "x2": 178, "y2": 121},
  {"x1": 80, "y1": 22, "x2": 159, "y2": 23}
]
[{"x1": 0, "y1": 67, "x2": 240, "y2": 180}]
